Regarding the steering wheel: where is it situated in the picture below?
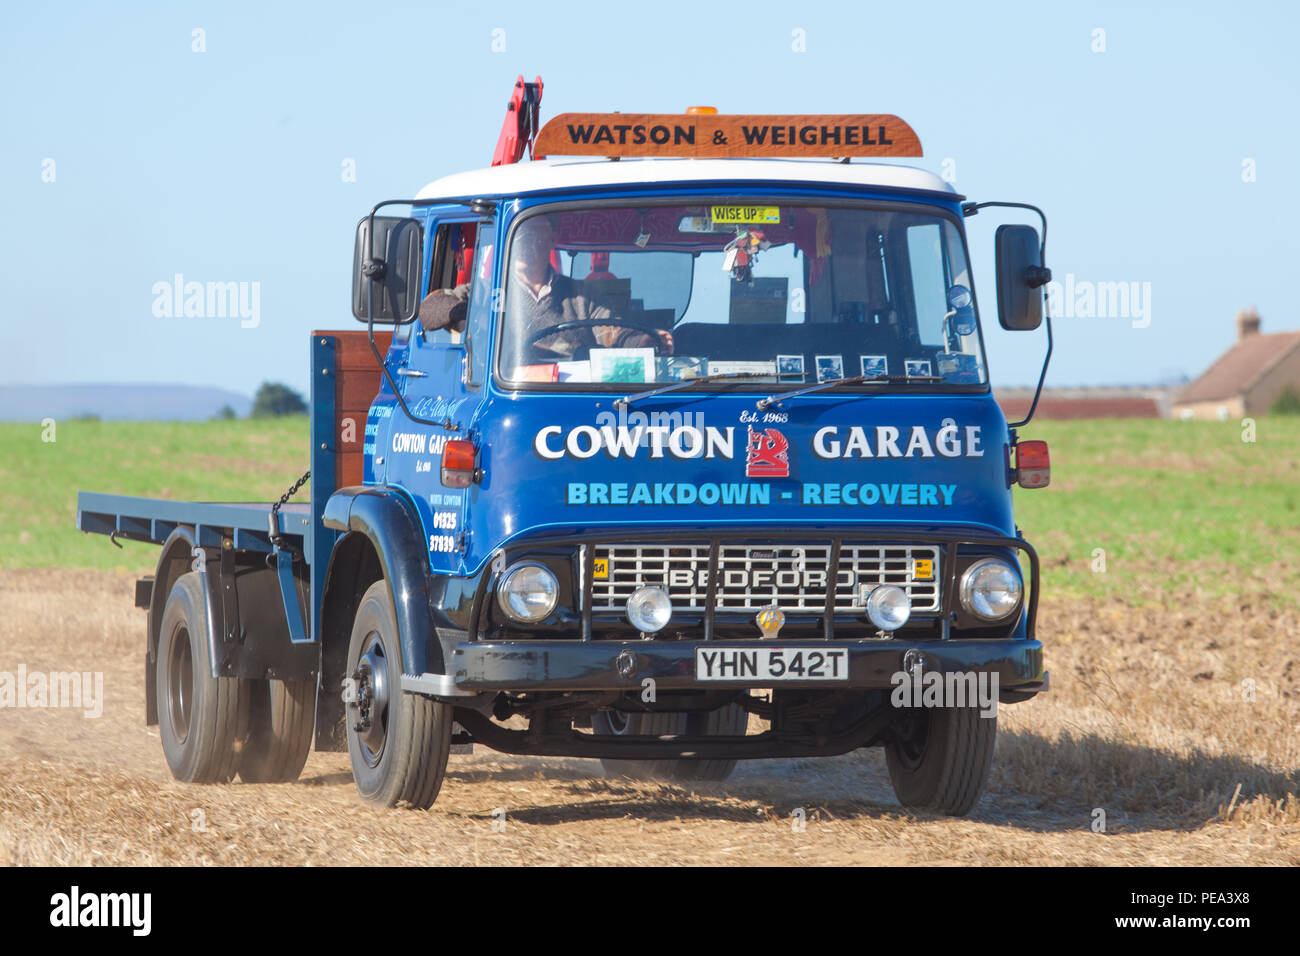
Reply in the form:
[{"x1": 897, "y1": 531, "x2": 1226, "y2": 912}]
[{"x1": 525, "y1": 320, "x2": 670, "y2": 356}]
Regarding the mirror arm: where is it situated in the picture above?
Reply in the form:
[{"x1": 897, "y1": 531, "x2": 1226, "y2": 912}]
[
  {"x1": 366, "y1": 314, "x2": 461, "y2": 434},
  {"x1": 1008, "y1": 313, "x2": 1053, "y2": 430},
  {"x1": 964, "y1": 200, "x2": 1048, "y2": 261},
  {"x1": 969, "y1": 200, "x2": 1052, "y2": 430}
]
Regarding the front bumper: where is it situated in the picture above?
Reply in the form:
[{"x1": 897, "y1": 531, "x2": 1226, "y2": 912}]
[
  {"x1": 474, "y1": 526, "x2": 1041, "y2": 643},
  {"x1": 437, "y1": 636, "x2": 1045, "y2": 697}
]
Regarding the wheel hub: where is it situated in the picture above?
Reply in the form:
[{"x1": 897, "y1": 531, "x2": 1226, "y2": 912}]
[
  {"x1": 350, "y1": 633, "x2": 390, "y2": 768},
  {"x1": 890, "y1": 710, "x2": 931, "y2": 770}
]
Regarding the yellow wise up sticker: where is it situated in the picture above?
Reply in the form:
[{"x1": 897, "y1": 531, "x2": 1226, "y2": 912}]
[
  {"x1": 593, "y1": 558, "x2": 609, "y2": 580},
  {"x1": 912, "y1": 558, "x2": 934, "y2": 581},
  {"x1": 711, "y1": 205, "x2": 781, "y2": 225}
]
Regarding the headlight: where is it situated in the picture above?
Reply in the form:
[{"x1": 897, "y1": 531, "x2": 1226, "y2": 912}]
[
  {"x1": 626, "y1": 586, "x2": 672, "y2": 633},
  {"x1": 866, "y1": 585, "x2": 911, "y2": 631},
  {"x1": 959, "y1": 558, "x2": 1023, "y2": 621},
  {"x1": 497, "y1": 563, "x2": 559, "y2": 623}
]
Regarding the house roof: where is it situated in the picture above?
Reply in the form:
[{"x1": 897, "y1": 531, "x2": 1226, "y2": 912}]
[
  {"x1": 415, "y1": 157, "x2": 957, "y2": 202},
  {"x1": 1177, "y1": 331, "x2": 1300, "y2": 404}
]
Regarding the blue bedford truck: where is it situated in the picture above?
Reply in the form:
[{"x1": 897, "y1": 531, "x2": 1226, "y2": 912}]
[{"x1": 78, "y1": 84, "x2": 1053, "y2": 815}]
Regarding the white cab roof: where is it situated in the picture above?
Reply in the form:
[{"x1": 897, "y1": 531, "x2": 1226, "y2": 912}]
[{"x1": 415, "y1": 158, "x2": 956, "y2": 202}]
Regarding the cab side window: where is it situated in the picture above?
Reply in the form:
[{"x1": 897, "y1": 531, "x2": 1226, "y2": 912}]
[
  {"x1": 464, "y1": 225, "x2": 496, "y2": 387},
  {"x1": 417, "y1": 220, "x2": 478, "y2": 345},
  {"x1": 429, "y1": 222, "x2": 478, "y2": 294}
]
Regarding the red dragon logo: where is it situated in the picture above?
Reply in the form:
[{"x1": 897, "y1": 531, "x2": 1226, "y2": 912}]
[{"x1": 745, "y1": 427, "x2": 790, "y2": 478}]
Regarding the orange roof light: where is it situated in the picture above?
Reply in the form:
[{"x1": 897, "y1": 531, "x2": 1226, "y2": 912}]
[{"x1": 686, "y1": 106, "x2": 718, "y2": 114}]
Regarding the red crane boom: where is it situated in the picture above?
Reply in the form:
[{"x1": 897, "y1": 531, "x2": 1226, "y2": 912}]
[{"x1": 492, "y1": 75, "x2": 543, "y2": 166}]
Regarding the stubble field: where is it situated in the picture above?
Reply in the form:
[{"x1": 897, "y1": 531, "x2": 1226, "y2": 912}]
[{"x1": 0, "y1": 417, "x2": 1297, "y2": 865}]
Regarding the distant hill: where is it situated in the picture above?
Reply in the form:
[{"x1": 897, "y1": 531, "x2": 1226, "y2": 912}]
[{"x1": 0, "y1": 384, "x2": 253, "y2": 422}]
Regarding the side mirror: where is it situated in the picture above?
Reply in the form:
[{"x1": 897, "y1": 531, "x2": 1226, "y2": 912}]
[
  {"x1": 352, "y1": 216, "x2": 423, "y2": 323},
  {"x1": 994, "y1": 224, "x2": 1048, "y2": 331}
]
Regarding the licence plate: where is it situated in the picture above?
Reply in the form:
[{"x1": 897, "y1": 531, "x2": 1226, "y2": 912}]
[{"x1": 695, "y1": 647, "x2": 849, "y2": 682}]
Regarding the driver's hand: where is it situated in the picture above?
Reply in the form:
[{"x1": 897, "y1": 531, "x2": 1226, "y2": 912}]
[
  {"x1": 592, "y1": 324, "x2": 620, "y2": 347},
  {"x1": 656, "y1": 329, "x2": 674, "y2": 354}
]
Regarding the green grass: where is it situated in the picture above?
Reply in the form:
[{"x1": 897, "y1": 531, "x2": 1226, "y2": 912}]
[
  {"x1": 3, "y1": 416, "x2": 1295, "y2": 606},
  {"x1": 1012, "y1": 417, "x2": 1300, "y2": 606},
  {"x1": 1, "y1": 418, "x2": 309, "y2": 572}
]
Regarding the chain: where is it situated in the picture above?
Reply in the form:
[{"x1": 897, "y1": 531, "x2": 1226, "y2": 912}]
[{"x1": 269, "y1": 469, "x2": 311, "y2": 553}]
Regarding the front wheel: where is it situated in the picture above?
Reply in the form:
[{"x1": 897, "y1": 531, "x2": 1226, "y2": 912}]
[
  {"x1": 345, "y1": 581, "x2": 452, "y2": 809},
  {"x1": 884, "y1": 705, "x2": 996, "y2": 816}
]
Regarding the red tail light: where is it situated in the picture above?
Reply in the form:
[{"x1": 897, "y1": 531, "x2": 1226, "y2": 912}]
[
  {"x1": 441, "y1": 439, "x2": 477, "y2": 488},
  {"x1": 1016, "y1": 440, "x2": 1050, "y2": 489}
]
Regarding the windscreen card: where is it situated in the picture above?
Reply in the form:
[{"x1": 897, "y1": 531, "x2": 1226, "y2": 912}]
[
  {"x1": 904, "y1": 358, "x2": 933, "y2": 378},
  {"x1": 777, "y1": 354, "x2": 805, "y2": 378},
  {"x1": 512, "y1": 364, "x2": 559, "y2": 382},
  {"x1": 657, "y1": 355, "x2": 706, "y2": 380},
  {"x1": 707, "y1": 360, "x2": 777, "y2": 380},
  {"x1": 556, "y1": 360, "x2": 592, "y2": 382},
  {"x1": 815, "y1": 355, "x2": 845, "y2": 382},
  {"x1": 860, "y1": 355, "x2": 888, "y2": 377},
  {"x1": 590, "y1": 348, "x2": 655, "y2": 383}
]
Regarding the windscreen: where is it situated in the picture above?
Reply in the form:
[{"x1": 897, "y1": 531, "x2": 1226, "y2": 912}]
[{"x1": 498, "y1": 202, "x2": 985, "y2": 387}]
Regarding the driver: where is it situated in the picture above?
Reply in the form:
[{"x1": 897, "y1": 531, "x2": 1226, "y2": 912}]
[
  {"x1": 419, "y1": 215, "x2": 674, "y2": 369},
  {"x1": 503, "y1": 215, "x2": 672, "y2": 368}
]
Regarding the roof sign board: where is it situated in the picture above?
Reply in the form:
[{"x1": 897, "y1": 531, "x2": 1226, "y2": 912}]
[{"x1": 533, "y1": 113, "x2": 922, "y2": 159}]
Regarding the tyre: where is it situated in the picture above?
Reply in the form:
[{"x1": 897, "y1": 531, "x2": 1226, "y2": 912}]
[
  {"x1": 884, "y1": 705, "x2": 996, "y2": 816},
  {"x1": 237, "y1": 678, "x2": 315, "y2": 783},
  {"x1": 345, "y1": 580, "x2": 452, "y2": 808},
  {"x1": 156, "y1": 571, "x2": 249, "y2": 783},
  {"x1": 592, "y1": 701, "x2": 749, "y2": 783}
]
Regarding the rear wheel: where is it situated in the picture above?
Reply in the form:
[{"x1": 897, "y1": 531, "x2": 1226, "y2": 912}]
[
  {"x1": 345, "y1": 581, "x2": 452, "y2": 809},
  {"x1": 156, "y1": 572, "x2": 248, "y2": 783},
  {"x1": 884, "y1": 705, "x2": 996, "y2": 816},
  {"x1": 238, "y1": 678, "x2": 315, "y2": 783},
  {"x1": 593, "y1": 701, "x2": 749, "y2": 782}
]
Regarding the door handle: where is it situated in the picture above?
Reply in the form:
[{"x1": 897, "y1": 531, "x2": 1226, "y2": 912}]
[{"x1": 396, "y1": 368, "x2": 427, "y2": 378}]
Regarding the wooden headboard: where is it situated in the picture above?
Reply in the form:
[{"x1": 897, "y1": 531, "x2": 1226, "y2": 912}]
[{"x1": 313, "y1": 329, "x2": 392, "y2": 489}]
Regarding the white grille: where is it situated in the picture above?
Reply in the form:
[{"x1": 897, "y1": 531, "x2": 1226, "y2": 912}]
[{"x1": 591, "y1": 543, "x2": 941, "y2": 614}]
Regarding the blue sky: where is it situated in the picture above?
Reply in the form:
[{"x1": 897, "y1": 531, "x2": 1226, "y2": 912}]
[{"x1": 2, "y1": 0, "x2": 1295, "y2": 397}]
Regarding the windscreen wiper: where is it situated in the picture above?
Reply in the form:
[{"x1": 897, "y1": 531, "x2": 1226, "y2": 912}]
[
  {"x1": 756, "y1": 374, "x2": 943, "y2": 410},
  {"x1": 614, "y1": 372, "x2": 774, "y2": 409}
]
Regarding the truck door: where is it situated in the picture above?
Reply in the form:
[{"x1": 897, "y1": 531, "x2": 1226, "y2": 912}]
[{"x1": 385, "y1": 214, "x2": 481, "y2": 575}]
